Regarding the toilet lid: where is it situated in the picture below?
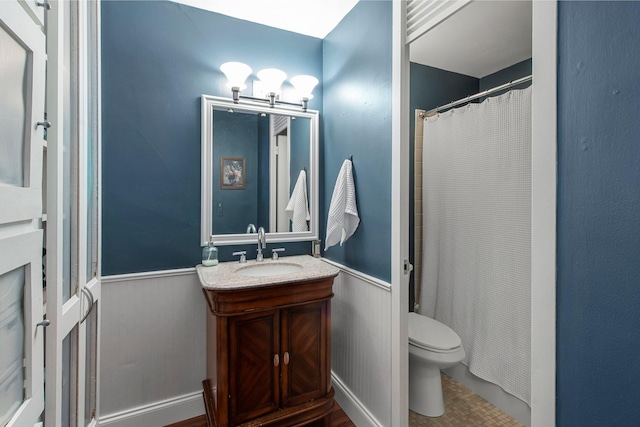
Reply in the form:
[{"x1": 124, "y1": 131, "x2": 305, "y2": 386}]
[{"x1": 408, "y1": 312, "x2": 461, "y2": 351}]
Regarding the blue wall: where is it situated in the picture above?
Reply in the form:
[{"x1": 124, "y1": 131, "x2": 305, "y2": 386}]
[
  {"x1": 211, "y1": 111, "x2": 258, "y2": 234},
  {"x1": 257, "y1": 115, "x2": 270, "y2": 229},
  {"x1": 289, "y1": 118, "x2": 311, "y2": 196},
  {"x1": 557, "y1": 2, "x2": 640, "y2": 425},
  {"x1": 479, "y1": 58, "x2": 532, "y2": 92},
  {"x1": 101, "y1": 1, "x2": 322, "y2": 274},
  {"x1": 322, "y1": 1, "x2": 393, "y2": 281}
]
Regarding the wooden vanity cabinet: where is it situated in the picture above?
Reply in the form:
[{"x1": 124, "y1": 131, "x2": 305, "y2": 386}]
[{"x1": 203, "y1": 276, "x2": 335, "y2": 427}]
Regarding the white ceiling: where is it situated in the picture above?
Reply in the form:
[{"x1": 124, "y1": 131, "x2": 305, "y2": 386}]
[
  {"x1": 173, "y1": 0, "x2": 531, "y2": 79},
  {"x1": 172, "y1": 0, "x2": 359, "y2": 39},
  {"x1": 410, "y1": 1, "x2": 532, "y2": 78}
]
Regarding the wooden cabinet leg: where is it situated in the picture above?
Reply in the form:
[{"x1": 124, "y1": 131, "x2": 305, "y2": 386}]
[
  {"x1": 202, "y1": 379, "x2": 215, "y2": 427},
  {"x1": 321, "y1": 400, "x2": 335, "y2": 427}
]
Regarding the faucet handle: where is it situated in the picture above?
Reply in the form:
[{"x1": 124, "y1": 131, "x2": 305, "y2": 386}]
[
  {"x1": 232, "y1": 251, "x2": 246, "y2": 263},
  {"x1": 272, "y1": 248, "x2": 285, "y2": 260},
  {"x1": 257, "y1": 226, "x2": 266, "y2": 248}
]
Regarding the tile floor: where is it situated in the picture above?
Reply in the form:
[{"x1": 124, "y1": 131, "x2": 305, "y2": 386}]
[{"x1": 409, "y1": 374, "x2": 526, "y2": 427}]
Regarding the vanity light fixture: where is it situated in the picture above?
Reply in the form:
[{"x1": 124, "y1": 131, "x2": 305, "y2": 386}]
[
  {"x1": 257, "y1": 68, "x2": 287, "y2": 107},
  {"x1": 290, "y1": 75, "x2": 319, "y2": 112},
  {"x1": 220, "y1": 62, "x2": 252, "y2": 103},
  {"x1": 220, "y1": 62, "x2": 318, "y2": 111}
]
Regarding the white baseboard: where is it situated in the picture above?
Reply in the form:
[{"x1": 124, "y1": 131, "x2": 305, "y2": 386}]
[
  {"x1": 99, "y1": 391, "x2": 204, "y2": 427},
  {"x1": 99, "y1": 376, "x2": 377, "y2": 427},
  {"x1": 332, "y1": 372, "x2": 383, "y2": 427}
]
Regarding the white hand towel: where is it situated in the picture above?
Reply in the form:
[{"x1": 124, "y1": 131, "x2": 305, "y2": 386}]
[
  {"x1": 285, "y1": 170, "x2": 310, "y2": 232},
  {"x1": 325, "y1": 159, "x2": 359, "y2": 250}
]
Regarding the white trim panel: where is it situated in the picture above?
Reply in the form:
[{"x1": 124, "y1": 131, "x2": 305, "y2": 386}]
[
  {"x1": 0, "y1": 1, "x2": 45, "y2": 225},
  {"x1": 531, "y1": 1, "x2": 557, "y2": 426},
  {"x1": 0, "y1": 230, "x2": 44, "y2": 427},
  {"x1": 330, "y1": 264, "x2": 392, "y2": 426},
  {"x1": 99, "y1": 271, "x2": 206, "y2": 418},
  {"x1": 321, "y1": 258, "x2": 390, "y2": 292},
  {"x1": 102, "y1": 267, "x2": 196, "y2": 283},
  {"x1": 17, "y1": 0, "x2": 45, "y2": 27}
]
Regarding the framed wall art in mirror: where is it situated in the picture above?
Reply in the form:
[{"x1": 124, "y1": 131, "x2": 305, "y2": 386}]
[
  {"x1": 201, "y1": 95, "x2": 319, "y2": 246},
  {"x1": 220, "y1": 157, "x2": 246, "y2": 190}
]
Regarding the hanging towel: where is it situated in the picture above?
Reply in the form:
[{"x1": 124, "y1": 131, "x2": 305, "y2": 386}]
[
  {"x1": 285, "y1": 169, "x2": 310, "y2": 232},
  {"x1": 325, "y1": 159, "x2": 359, "y2": 250}
]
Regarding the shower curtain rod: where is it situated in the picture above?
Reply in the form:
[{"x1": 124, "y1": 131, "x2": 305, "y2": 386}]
[{"x1": 422, "y1": 74, "x2": 532, "y2": 117}]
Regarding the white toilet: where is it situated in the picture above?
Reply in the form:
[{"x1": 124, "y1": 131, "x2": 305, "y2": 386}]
[{"x1": 408, "y1": 312, "x2": 465, "y2": 417}]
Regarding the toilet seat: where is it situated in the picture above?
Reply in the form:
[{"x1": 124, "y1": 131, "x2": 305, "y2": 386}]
[{"x1": 408, "y1": 312, "x2": 461, "y2": 353}]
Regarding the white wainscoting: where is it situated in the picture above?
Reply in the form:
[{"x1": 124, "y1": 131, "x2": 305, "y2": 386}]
[
  {"x1": 325, "y1": 260, "x2": 392, "y2": 427},
  {"x1": 99, "y1": 262, "x2": 392, "y2": 427},
  {"x1": 99, "y1": 269, "x2": 206, "y2": 426}
]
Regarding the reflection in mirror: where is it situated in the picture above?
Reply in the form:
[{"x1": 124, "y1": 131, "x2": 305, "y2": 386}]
[{"x1": 201, "y1": 95, "x2": 318, "y2": 246}]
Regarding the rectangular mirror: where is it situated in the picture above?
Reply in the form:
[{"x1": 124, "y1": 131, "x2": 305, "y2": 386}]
[{"x1": 201, "y1": 95, "x2": 319, "y2": 245}]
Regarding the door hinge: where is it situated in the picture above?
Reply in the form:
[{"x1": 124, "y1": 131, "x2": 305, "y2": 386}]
[{"x1": 403, "y1": 259, "x2": 414, "y2": 275}]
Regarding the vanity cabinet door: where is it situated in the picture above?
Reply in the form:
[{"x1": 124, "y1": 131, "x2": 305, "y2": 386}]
[
  {"x1": 228, "y1": 310, "x2": 280, "y2": 425},
  {"x1": 280, "y1": 301, "x2": 329, "y2": 408}
]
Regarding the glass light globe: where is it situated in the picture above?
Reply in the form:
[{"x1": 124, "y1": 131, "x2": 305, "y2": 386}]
[
  {"x1": 290, "y1": 75, "x2": 319, "y2": 100},
  {"x1": 220, "y1": 62, "x2": 252, "y2": 90},
  {"x1": 257, "y1": 68, "x2": 287, "y2": 95}
]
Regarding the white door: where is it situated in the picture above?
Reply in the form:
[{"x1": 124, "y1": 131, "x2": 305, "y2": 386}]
[
  {"x1": 269, "y1": 115, "x2": 291, "y2": 233},
  {"x1": 0, "y1": 1, "x2": 46, "y2": 426},
  {"x1": 45, "y1": 0, "x2": 102, "y2": 426},
  {"x1": 275, "y1": 133, "x2": 290, "y2": 232}
]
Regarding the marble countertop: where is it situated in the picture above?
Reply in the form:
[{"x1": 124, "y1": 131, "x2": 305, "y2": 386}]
[{"x1": 196, "y1": 255, "x2": 339, "y2": 291}]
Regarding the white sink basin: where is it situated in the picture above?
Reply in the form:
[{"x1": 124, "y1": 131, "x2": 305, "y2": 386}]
[{"x1": 236, "y1": 262, "x2": 303, "y2": 277}]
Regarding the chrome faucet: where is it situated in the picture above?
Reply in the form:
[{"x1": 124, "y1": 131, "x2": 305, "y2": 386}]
[
  {"x1": 246, "y1": 223, "x2": 256, "y2": 234},
  {"x1": 256, "y1": 227, "x2": 266, "y2": 262}
]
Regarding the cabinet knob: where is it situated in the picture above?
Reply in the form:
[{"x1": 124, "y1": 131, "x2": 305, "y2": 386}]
[
  {"x1": 283, "y1": 352, "x2": 290, "y2": 365},
  {"x1": 273, "y1": 354, "x2": 279, "y2": 367}
]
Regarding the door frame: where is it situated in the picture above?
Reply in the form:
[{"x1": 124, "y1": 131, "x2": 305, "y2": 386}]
[
  {"x1": 45, "y1": 0, "x2": 102, "y2": 425},
  {"x1": 530, "y1": 1, "x2": 557, "y2": 425},
  {"x1": 393, "y1": 0, "x2": 557, "y2": 425},
  {"x1": 391, "y1": 1, "x2": 409, "y2": 426},
  {"x1": 270, "y1": 115, "x2": 291, "y2": 233}
]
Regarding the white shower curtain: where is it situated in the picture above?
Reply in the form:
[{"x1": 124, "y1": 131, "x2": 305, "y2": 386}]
[{"x1": 420, "y1": 87, "x2": 532, "y2": 405}]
